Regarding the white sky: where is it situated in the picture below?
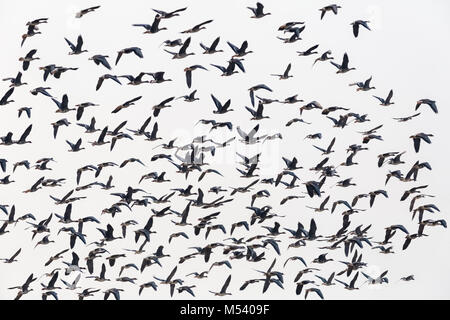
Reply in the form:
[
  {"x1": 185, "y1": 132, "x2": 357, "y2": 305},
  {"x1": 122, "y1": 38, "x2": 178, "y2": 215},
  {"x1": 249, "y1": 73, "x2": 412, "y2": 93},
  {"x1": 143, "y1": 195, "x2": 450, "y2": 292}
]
[{"x1": 0, "y1": 0, "x2": 449, "y2": 300}]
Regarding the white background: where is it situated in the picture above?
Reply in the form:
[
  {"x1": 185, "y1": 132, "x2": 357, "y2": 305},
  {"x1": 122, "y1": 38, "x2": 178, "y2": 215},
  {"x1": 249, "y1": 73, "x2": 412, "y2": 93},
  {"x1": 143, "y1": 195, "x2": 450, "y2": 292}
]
[{"x1": 0, "y1": 0, "x2": 449, "y2": 300}]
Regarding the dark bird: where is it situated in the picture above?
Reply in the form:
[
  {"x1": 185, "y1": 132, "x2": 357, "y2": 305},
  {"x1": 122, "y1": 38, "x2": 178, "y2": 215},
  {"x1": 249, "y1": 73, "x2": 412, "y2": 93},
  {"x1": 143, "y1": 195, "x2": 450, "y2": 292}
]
[
  {"x1": 161, "y1": 39, "x2": 183, "y2": 47},
  {"x1": 349, "y1": 76, "x2": 376, "y2": 91},
  {"x1": 184, "y1": 65, "x2": 208, "y2": 88},
  {"x1": 181, "y1": 20, "x2": 213, "y2": 33},
  {"x1": 144, "y1": 122, "x2": 162, "y2": 141},
  {"x1": 18, "y1": 107, "x2": 32, "y2": 119},
  {"x1": 153, "y1": 266, "x2": 181, "y2": 297},
  {"x1": 153, "y1": 7, "x2": 187, "y2": 19},
  {"x1": 271, "y1": 63, "x2": 293, "y2": 79},
  {"x1": 336, "y1": 272, "x2": 359, "y2": 290},
  {"x1": 30, "y1": 86, "x2": 52, "y2": 97},
  {"x1": 211, "y1": 58, "x2": 245, "y2": 76},
  {"x1": 66, "y1": 138, "x2": 84, "y2": 152},
  {"x1": 369, "y1": 190, "x2": 389, "y2": 207},
  {"x1": 97, "y1": 224, "x2": 122, "y2": 242},
  {"x1": 200, "y1": 37, "x2": 223, "y2": 54},
  {"x1": 164, "y1": 36, "x2": 194, "y2": 59},
  {"x1": 415, "y1": 99, "x2": 438, "y2": 114},
  {"x1": 247, "y1": 2, "x2": 271, "y2": 18},
  {"x1": 410, "y1": 133, "x2": 433, "y2": 153},
  {"x1": 96, "y1": 74, "x2": 122, "y2": 91},
  {"x1": 313, "y1": 137, "x2": 336, "y2": 155},
  {"x1": 148, "y1": 72, "x2": 172, "y2": 84},
  {"x1": 373, "y1": 90, "x2": 394, "y2": 106},
  {"x1": 133, "y1": 14, "x2": 167, "y2": 34},
  {"x1": 315, "y1": 272, "x2": 336, "y2": 286},
  {"x1": 76, "y1": 6, "x2": 101, "y2": 18},
  {"x1": 90, "y1": 126, "x2": 109, "y2": 146},
  {"x1": 400, "y1": 185, "x2": 428, "y2": 201},
  {"x1": 89, "y1": 55, "x2": 112, "y2": 70},
  {"x1": 297, "y1": 44, "x2": 319, "y2": 56},
  {"x1": 319, "y1": 5, "x2": 341, "y2": 20},
  {"x1": 177, "y1": 90, "x2": 199, "y2": 102},
  {"x1": 246, "y1": 102, "x2": 269, "y2": 120},
  {"x1": 248, "y1": 84, "x2": 272, "y2": 106},
  {"x1": 305, "y1": 288, "x2": 324, "y2": 300},
  {"x1": 3, "y1": 72, "x2": 27, "y2": 87},
  {"x1": 19, "y1": 49, "x2": 39, "y2": 71},
  {"x1": 209, "y1": 274, "x2": 232, "y2": 296},
  {"x1": 393, "y1": 113, "x2": 421, "y2": 122},
  {"x1": 75, "y1": 102, "x2": 98, "y2": 120},
  {"x1": 51, "y1": 119, "x2": 70, "y2": 139},
  {"x1": 8, "y1": 273, "x2": 36, "y2": 300},
  {"x1": 112, "y1": 96, "x2": 142, "y2": 114},
  {"x1": 313, "y1": 51, "x2": 334, "y2": 67},
  {"x1": 51, "y1": 94, "x2": 76, "y2": 113},
  {"x1": 153, "y1": 96, "x2": 175, "y2": 117},
  {"x1": 103, "y1": 288, "x2": 124, "y2": 300},
  {"x1": 211, "y1": 94, "x2": 233, "y2": 114},
  {"x1": 119, "y1": 73, "x2": 152, "y2": 86},
  {"x1": 351, "y1": 20, "x2": 371, "y2": 38},
  {"x1": 227, "y1": 40, "x2": 253, "y2": 58},
  {"x1": 65, "y1": 35, "x2": 88, "y2": 55},
  {"x1": 278, "y1": 21, "x2": 304, "y2": 31},
  {"x1": 21, "y1": 24, "x2": 42, "y2": 47},
  {"x1": 0, "y1": 88, "x2": 14, "y2": 106},
  {"x1": 116, "y1": 47, "x2": 143, "y2": 65},
  {"x1": 331, "y1": 53, "x2": 355, "y2": 73},
  {"x1": 405, "y1": 161, "x2": 432, "y2": 182},
  {"x1": 1, "y1": 248, "x2": 21, "y2": 264}
]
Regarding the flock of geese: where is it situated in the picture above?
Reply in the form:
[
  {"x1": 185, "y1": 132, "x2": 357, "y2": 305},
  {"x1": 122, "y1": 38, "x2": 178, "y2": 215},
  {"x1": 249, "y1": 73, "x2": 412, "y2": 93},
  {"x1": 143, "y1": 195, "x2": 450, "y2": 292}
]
[{"x1": 0, "y1": 2, "x2": 444, "y2": 300}]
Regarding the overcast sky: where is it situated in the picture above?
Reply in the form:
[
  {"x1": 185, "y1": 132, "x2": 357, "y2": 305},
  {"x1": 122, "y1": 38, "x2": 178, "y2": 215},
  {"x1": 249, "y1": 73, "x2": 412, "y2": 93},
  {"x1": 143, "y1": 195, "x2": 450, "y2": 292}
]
[{"x1": 0, "y1": 0, "x2": 449, "y2": 300}]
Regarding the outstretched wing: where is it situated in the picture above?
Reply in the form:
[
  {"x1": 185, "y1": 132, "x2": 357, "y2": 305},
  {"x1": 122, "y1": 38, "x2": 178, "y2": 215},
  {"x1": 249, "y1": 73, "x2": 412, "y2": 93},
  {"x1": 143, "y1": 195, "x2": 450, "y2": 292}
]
[
  {"x1": 19, "y1": 125, "x2": 32, "y2": 142},
  {"x1": 65, "y1": 38, "x2": 76, "y2": 51},
  {"x1": 179, "y1": 37, "x2": 191, "y2": 55}
]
